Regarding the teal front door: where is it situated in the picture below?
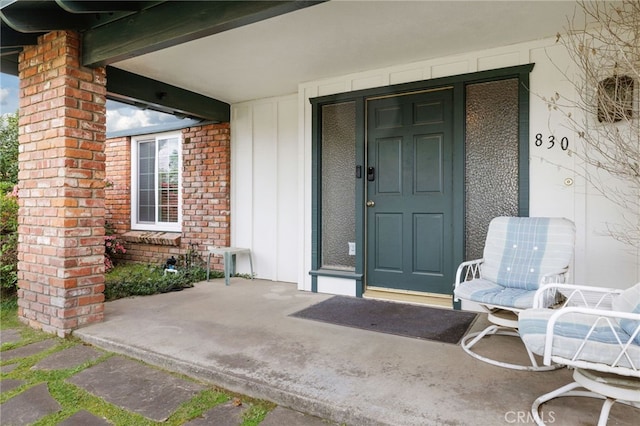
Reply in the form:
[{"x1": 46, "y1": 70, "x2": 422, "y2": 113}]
[{"x1": 366, "y1": 88, "x2": 456, "y2": 294}]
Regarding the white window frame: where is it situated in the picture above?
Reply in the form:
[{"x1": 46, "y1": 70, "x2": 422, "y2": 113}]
[{"x1": 130, "y1": 131, "x2": 182, "y2": 232}]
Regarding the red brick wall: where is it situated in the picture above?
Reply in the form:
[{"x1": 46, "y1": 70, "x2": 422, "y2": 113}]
[
  {"x1": 182, "y1": 123, "x2": 231, "y2": 253},
  {"x1": 104, "y1": 123, "x2": 230, "y2": 269},
  {"x1": 17, "y1": 31, "x2": 106, "y2": 336},
  {"x1": 104, "y1": 136, "x2": 130, "y2": 235}
]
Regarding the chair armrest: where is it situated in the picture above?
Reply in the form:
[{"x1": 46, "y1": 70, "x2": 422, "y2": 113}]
[
  {"x1": 539, "y1": 267, "x2": 569, "y2": 285},
  {"x1": 453, "y1": 259, "x2": 483, "y2": 302},
  {"x1": 542, "y1": 306, "x2": 640, "y2": 372},
  {"x1": 454, "y1": 259, "x2": 483, "y2": 286},
  {"x1": 531, "y1": 269, "x2": 571, "y2": 308},
  {"x1": 533, "y1": 283, "x2": 625, "y2": 309}
]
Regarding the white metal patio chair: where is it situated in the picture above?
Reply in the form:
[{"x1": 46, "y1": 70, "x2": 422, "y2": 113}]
[
  {"x1": 453, "y1": 216, "x2": 576, "y2": 370},
  {"x1": 519, "y1": 283, "x2": 640, "y2": 425}
]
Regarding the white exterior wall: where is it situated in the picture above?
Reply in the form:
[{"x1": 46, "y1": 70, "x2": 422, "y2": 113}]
[
  {"x1": 230, "y1": 95, "x2": 299, "y2": 282},
  {"x1": 231, "y1": 36, "x2": 639, "y2": 293},
  {"x1": 528, "y1": 42, "x2": 639, "y2": 289}
]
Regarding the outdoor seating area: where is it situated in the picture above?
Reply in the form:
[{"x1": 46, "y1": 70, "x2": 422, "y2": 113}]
[
  {"x1": 520, "y1": 283, "x2": 640, "y2": 425},
  {"x1": 454, "y1": 216, "x2": 576, "y2": 371},
  {"x1": 453, "y1": 216, "x2": 639, "y2": 425}
]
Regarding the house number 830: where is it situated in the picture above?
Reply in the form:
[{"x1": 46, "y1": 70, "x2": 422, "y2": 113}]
[{"x1": 535, "y1": 133, "x2": 569, "y2": 151}]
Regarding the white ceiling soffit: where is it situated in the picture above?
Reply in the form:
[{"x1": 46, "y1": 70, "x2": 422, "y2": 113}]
[{"x1": 114, "y1": 0, "x2": 583, "y2": 104}]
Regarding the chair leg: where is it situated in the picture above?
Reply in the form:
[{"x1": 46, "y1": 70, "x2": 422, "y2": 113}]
[
  {"x1": 597, "y1": 398, "x2": 615, "y2": 426},
  {"x1": 531, "y1": 381, "x2": 585, "y2": 425},
  {"x1": 532, "y1": 368, "x2": 639, "y2": 426},
  {"x1": 461, "y1": 324, "x2": 504, "y2": 348},
  {"x1": 533, "y1": 384, "x2": 620, "y2": 426},
  {"x1": 461, "y1": 324, "x2": 560, "y2": 371}
]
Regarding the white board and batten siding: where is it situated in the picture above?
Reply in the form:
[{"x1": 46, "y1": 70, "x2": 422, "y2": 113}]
[
  {"x1": 230, "y1": 36, "x2": 639, "y2": 295},
  {"x1": 231, "y1": 95, "x2": 299, "y2": 284}
]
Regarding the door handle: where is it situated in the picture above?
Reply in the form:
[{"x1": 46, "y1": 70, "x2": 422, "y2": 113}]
[{"x1": 366, "y1": 200, "x2": 375, "y2": 207}]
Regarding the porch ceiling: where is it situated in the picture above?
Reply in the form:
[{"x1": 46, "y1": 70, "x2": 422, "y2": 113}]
[
  {"x1": 0, "y1": 0, "x2": 324, "y2": 121},
  {"x1": 113, "y1": 0, "x2": 585, "y2": 104}
]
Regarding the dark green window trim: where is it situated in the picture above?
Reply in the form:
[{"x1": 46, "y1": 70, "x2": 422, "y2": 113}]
[
  {"x1": 310, "y1": 99, "x2": 365, "y2": 295},
  {"x1": 310, "y1": 63, "x2": 534, "y2": 296},
  {"x1": 457, "y1": 66, "x2": 533, "y2": 218},
  {"x1": 518, "y1": 73, "x2": 531, "y2": 217},
  {"x1": 311, "y1": 64, "x2": 535, "y2": 105}
]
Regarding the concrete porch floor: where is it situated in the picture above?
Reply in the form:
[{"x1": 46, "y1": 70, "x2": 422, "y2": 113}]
[{"x1": 74, "y1": 279, "x2": 637, "y2": 426}]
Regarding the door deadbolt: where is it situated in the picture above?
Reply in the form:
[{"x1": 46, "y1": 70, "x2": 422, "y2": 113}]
[
  {"x1": 366, "y1": 200, "x2": 375, "y2": 207},
  {"x1": 367, "y1": 166, "x2": 375, "y2": 181}
]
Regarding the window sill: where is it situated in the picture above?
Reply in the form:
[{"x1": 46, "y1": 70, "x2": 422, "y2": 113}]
[
  {"x1": 122, "y1": 231, "x2": 181, "y2": 246},
  {"x1": 309, "y1": 269, "x2": 363, "y2": 280}
]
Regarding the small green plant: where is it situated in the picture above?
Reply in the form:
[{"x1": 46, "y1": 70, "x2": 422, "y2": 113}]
[{"x1": 180, "y1": 242, "x2": 205, "y2": 269}]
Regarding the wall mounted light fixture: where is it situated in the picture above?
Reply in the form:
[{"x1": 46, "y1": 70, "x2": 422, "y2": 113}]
[{"x1": 597, "y1": 75, "x2": 634, "y2": 123}]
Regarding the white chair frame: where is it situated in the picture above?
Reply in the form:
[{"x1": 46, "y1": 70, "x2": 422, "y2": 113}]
[
  {"x1": 527, "y1": 284, "x2": 640, "y2": 426},
  {"x1": 454, "y1": 259, "x2": 569, "y2": 371}
]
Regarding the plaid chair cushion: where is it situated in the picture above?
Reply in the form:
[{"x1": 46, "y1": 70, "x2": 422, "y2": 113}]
[
  {"x1": 482, "y1": 217, "x2": 575, "y2": 291},
  {"x1": 519, "y1": 308, "x2": 640, "y2": 371},
  {"x1": 454, "y1": 279, "x2": 536, "y2": 310},
  {"x1": 612, "y1": 283, "x2": 640, "y2": 345}
]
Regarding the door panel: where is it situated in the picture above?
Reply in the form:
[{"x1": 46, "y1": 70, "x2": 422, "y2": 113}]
[
  {"x1": 375, "y1": 106, "x2": 403, "y2": 129},
  {"x1": 414, "y1": 100, "x2": 445, "y2": 124},
  {"x1": 414, "y1": 135, "x2": 442, "y2": 193},
  {"x1": 413, "y1": 213, "x2": 444, "y2": 275},
  {"x1": 377, "y1": 138, "x2": 402, "y2": 194},
  {"x1": 366, "y1": 89, "x2": 455, "y2": 294},
  {"x1": 374, "y1": 213, "x2": 403, "y2": 272}
]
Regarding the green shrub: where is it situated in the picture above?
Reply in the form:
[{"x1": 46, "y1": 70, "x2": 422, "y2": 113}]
[
  {"x1": 0, "y1": 113, "x2": 18, "y2": 184},
  {"x1": 104, "y1": 263, "x2": 222, "y2": 301},
  {"x1": 0, "y1": 112, "x2": 19, "y2": 298},
  {"x1": 0, "y1": 183, "x2": 18, "y2": 297},
  {"x1": 0, "y1": 182, "x2": 17, "y2": 232}
]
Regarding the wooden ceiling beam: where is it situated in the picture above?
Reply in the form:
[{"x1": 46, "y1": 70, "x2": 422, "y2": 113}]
[
  {"x1": 82, "y1": 1, "x2": 324, "y2": 67},
  {"x1": 106, "y1": 66, "x2": 230, "y2": 122}
]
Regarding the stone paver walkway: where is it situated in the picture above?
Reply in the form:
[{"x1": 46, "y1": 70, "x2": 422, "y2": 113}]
[
  {"x1": 1, "y1": 383, "x2": 62, "y2": 425},
  {"x1": 68, "y1": 355, "x2": 206, "y2": 422},
  {"x1": 0, "y1": 327, "x2": 336, "y2": 425},
  {"x1": 58, "y1": 410, "x2": 112, "y2": 426},
  {"x1": 33, "y1": 344, "x2": 104, "y2": 371}
]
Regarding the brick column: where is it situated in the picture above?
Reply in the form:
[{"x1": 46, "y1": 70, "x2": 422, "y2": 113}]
[{"x1": 17, "y1": 30, "x2": 106, "y2": 336}]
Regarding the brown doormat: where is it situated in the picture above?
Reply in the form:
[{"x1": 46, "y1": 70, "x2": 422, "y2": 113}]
[{"x1": 290, "y1": 296, "x2": 477, "y2": 344}]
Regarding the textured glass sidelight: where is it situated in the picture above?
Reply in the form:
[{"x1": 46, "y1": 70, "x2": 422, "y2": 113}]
[
  {"x1": 321, "y1": 102, "x2": 356, "y2": 270},
  {"x1": 465, "y1": 79, "x2": 519, "y2": 260}
]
